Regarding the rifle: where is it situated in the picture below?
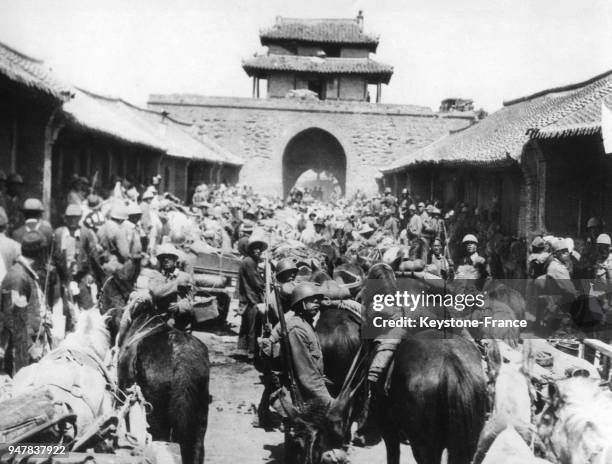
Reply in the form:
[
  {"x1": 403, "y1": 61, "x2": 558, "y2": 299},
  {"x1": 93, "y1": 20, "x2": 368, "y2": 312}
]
[
  {"x1": 441, "y1": 219, "x2": 454, "y2": 278},
  {"x1": 90, "y1": 170, "x2": 99, "y2": 195},
  {"x1": 30, "y1": 238, "x2": 56, "y2": 360},
  {"x1": 265, "y1": 253, "x2": 302, "y2": 408}
]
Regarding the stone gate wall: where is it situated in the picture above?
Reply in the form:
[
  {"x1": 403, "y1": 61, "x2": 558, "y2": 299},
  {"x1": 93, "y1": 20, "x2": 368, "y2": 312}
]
[{"x1": 148, "y1": 95, "x2": 474, "y2": 195}]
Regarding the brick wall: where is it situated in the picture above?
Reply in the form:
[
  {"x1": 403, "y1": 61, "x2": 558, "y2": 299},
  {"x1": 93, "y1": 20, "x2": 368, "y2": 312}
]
[{"x1": 148, "y1": 95, "x2": 473, "y2": 196}]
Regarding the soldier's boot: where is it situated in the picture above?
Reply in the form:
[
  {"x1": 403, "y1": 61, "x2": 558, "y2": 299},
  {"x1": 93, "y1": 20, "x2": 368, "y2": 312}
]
[{"x1": 352, "y1": 349, "x2": 395, "y2": 447}]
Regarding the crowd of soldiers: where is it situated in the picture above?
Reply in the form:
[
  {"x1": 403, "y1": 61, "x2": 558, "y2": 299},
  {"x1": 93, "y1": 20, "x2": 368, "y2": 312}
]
[{"x1": 1, "y1": 171, "x2": 611, "y2": 446}]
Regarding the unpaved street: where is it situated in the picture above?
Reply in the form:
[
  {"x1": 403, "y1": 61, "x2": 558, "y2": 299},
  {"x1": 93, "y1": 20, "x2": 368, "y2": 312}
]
[{"x1": 194, "y1": 315, "x2": 415, "y2": 464}]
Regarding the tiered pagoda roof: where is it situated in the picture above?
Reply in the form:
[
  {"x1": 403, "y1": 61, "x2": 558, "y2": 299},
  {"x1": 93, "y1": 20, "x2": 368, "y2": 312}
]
[
  {"x1": 242, "y1": 55, "x2": 393, "y2": 83},
  {"x1": 260, "y1": 16, "x2": 380, "y2": 51}
]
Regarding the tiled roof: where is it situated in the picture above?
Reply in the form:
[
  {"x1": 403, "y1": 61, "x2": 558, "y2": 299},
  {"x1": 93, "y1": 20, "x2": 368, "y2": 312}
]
[
  {"x1": 63, "y1": 88, "x2": 242, "y2": 166},
  {"x1": 0, "y1": 41, "x2": 70, "y2": 99},
  {"x1": 530, "y1": 76, "x2": 612, "y2": 139},
  {"x1": 242, "y1": 55, "x2": 393, "y2": 83},
  {"x1": 260, "y1": 17, "x2": 379, "y2": 51},
  {"x1": 382, "y1": 69, "x2": 612, "y2": 173}
]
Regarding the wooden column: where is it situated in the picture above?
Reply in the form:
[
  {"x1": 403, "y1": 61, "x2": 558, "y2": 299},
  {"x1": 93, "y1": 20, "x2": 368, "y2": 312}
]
[
  {"x1": 376, "y1": 82, "x2": 382, "y2": 103},
  {"x1": 252, "y1": 77, "x2": 257, "y2": 98},
  {"x1": 10, "y1": 119, "x2": 17, "y2": 172},
  {"x1": 43, "y1": 107, "x2": 65, "y2": 222},
  {"x1": 256, "y1": 78, "x2": 260, "y2": 98}
]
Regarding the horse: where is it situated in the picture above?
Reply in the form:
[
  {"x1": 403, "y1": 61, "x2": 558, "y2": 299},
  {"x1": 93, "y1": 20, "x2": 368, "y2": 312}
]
[
  {"x1": 473, "y1": 340, "x2": 546, "y2": 464},
  {"x1": 537, "y1": 377, "x2": 612, "y2": 464},
  {"x1": 380, "y1": 330, "x2": 488, "y2": 464},
  {"x1": 109, "y1": 300, "x2": 210, "y2": 464},
  {"x1": 289, "y1": 263, "x2": 488, "y2": 464},
  {"x1": 6, "y1": 309, "x2": 115, "y2": 439}
]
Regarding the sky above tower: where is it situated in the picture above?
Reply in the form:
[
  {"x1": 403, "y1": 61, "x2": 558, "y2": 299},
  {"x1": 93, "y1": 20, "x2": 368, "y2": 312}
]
[{"x1": 1, "y1": 0, "x2": 610, "y2": 112}]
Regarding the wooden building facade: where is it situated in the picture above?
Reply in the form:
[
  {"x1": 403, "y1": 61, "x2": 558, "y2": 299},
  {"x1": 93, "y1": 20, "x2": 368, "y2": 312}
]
[
  {"x1": 383, "y1": 69, "x2": 612, "y2": 240},
  {"x1": 0, "y1": 42, "x2": 242, "y2": 224}
]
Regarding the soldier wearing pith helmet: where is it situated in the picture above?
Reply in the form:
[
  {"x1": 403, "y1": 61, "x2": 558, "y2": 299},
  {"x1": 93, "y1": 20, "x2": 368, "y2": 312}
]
[
  {"x1": 460, "y1": 234, "x2": 485, "y2": 267},
  {"x1": 12, "y1": 198, "x2": 53, "y2": 248}
]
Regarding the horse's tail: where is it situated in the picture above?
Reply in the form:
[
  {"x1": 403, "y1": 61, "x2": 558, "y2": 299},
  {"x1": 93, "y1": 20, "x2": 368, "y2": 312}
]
[{"x1": 443, "y1": 346, "x2": 488, "y2": 464}]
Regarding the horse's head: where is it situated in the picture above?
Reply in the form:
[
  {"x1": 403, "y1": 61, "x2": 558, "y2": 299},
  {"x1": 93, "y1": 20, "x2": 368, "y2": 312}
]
[
  {"x1": 538, "y1": 377, "x2": 612, "y2": 464},
  {"x1": 284, "y1": 397, "x2": 350, "y2": 464},
  {"x1": 62, "y1": 308, "x2": 112, "y2": 361}
]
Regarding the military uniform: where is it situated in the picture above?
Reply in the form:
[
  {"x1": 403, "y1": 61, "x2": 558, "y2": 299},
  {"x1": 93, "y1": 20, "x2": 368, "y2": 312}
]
[
  {"x1": 0, "y1": 256, "x2": 46, "y2": 375},
  {"x1": 0, "y1": 231, "x2": 21, "y2": 280},
  {"x1": 149, "y1": 268, "x2": 194, "y2": 328},
  {"x1": 97, "y1": 219, "x2": 132, "y2": 276},
  {"x1": 12, "y1": 220, "x2": 54, "y2": 248},
  {"x1": 237, "y1": 254, "x2": 265, "y2": 355},
  {"x1": 269, "y1": 313, "x2": 332, "y2": 405}
]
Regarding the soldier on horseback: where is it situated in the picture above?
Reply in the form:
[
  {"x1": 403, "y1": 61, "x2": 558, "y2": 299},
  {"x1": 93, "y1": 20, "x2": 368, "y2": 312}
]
[{"x1": 116, "y1": 243, "x2": 194, "y2": 346}]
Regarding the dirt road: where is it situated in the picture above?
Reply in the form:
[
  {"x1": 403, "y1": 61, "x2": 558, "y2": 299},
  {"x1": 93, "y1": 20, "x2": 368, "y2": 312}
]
[{"x1": 194, "y1": 315, "x2": 415, "y2": 464}]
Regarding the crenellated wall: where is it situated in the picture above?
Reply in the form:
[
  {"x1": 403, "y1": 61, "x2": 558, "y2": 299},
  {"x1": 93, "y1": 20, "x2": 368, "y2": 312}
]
[{"x1": 148, "y1": 95, "x2": 474, "y2": 196}]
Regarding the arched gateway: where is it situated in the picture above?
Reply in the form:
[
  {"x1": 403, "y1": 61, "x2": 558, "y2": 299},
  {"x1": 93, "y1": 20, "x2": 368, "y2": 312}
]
[{"x1": 282, "y1": 128, "x2": 346, "y2": 198}]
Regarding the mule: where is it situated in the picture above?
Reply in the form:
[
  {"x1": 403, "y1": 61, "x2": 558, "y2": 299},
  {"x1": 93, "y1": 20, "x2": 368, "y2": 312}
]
[
  {"x1": 110, "y1": 302, "x2": 210, "y2": 464},
  {"x1": 7, "y1": 309, "x2": 115, "y2": 438}
]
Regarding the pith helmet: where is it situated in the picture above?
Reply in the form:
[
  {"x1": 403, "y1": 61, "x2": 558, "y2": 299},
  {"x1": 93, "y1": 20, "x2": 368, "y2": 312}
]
[
  {"x1": 531, "y1": 236, "x2": 546, "y2": 251},
  {"x1": 290, "y1": 283, "x2": 324, "y2": 309},
  {"x1": 462, "y1": 234, "x2": 478, "y2": 244},
  {"x1": 156, "y1": 243, "x2": 180, "y2": 259},
  {"x1": 22, "y1": 198, "x2": 44, "y2": 212},
  {"x1": 552, "y1": 238, "x2": 569, "y2": 252},
  {"x1": 275, "y1": 258, "x2": 298, "y2": 279},
  {"x1": 110, "y1": 204, "x2": 129, "y2": 221},
  {"x1": 587, "y1": 217, "x2": 602, "y2": 228},
  {"x1": 596, "y1": 233, "x2": 612, "y2": 245},
  {"x1": 127, "y1": 202, "x2": 143, "y2": 216},
  {"x1": 65, "y1": 204, "x2": 83, "y2": 217}
]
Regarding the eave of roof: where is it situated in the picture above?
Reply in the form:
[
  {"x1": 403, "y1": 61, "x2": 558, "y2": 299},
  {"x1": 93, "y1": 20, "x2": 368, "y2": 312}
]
[
  {"x1": 0, "y1": 41, "x2": 70, "y2": 100},
  {"x1": 63, "y1": 88, "x2": 242, "y2": 166},
  {"x1": 382, "y1": 69, "x2": 612, "y2": 174},
  {"x1": 242, "y1": 54, "x2": 393, "y2": 83}
]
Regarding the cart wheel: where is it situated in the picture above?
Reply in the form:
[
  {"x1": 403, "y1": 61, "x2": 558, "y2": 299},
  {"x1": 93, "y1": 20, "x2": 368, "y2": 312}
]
[{"x1": 145, "y1": 441, "x2": 182, "y2": 464}]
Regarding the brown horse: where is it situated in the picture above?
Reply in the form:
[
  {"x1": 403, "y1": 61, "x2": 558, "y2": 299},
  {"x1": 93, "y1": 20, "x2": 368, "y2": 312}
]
[
  {"x1": 108, "y1": 302, "x2": 210, "y2": 464},
  {"x1": 290, "y1": 263, "x2": 488, "y2": 464}
]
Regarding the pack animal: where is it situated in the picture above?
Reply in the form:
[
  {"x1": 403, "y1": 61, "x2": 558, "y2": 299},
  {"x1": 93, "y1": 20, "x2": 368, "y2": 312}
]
[{"x1": 110, "y1": 301, "x2": 210, "y2": 464}]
